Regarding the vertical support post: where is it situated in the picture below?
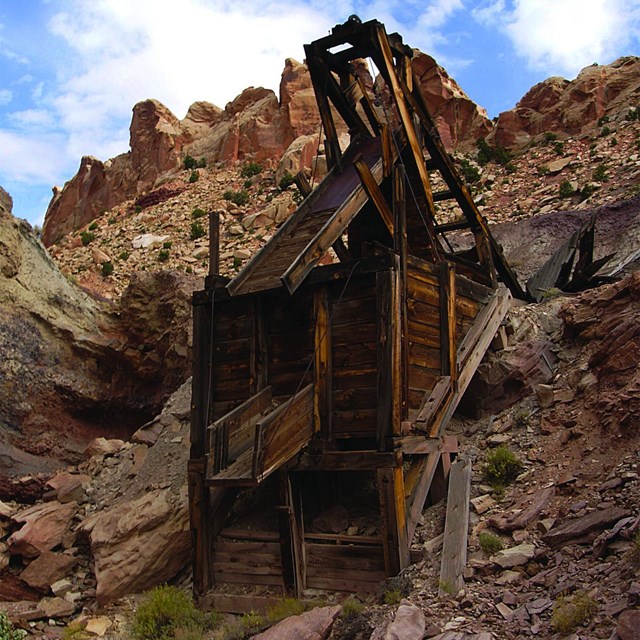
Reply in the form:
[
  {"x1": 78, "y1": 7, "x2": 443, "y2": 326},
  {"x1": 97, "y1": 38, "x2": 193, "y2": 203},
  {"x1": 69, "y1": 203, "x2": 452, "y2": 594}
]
[
  {"x1": 378, "y1": 466, "x2": 410, "y2": 576},
  {"x1": 439, "y1": 262, "x2": 457, "y2": 381},
  {"x1": 376, "y1": 263, "x2": 401, "y2": 450},
  {"x1": 314, "y1": 286, "x2": 332, "y2": 438},
  {"x1": 393, "y1": 165, "x2": 409, "y2": 422},
  {"x1": 208, "y1": 211, "x2": 220, "y2": 277},
  {"x1": 189, "y1": 293, "x2": 214, "y2": 594},
  {"x1": 473, "y1": 230, "x2": 497, "y2": 287},
  {"x1": 277, "y1": 471, "x2": 305, "y2": 596},
  {"x1": 250, "y1": 297, "x2": 268, "y2": 395},
  {"x1": 427, "y1": 451, "x2": 452, "y2": 505}
]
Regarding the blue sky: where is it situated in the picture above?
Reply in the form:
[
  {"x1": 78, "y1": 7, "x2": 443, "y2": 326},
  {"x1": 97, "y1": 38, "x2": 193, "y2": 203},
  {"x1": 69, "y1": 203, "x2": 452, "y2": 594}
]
[{"x1": 1, "y1": 0, "x2": 639, "y2": 226}]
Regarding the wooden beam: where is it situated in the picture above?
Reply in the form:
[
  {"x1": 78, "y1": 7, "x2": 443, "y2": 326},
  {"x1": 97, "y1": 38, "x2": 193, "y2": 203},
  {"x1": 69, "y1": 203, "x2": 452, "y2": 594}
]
[
  {"x1": 406, "y1": 451, "x2": 440, "y2": 542},
  {"x1": 439, "y1": 456, "x2": 472, "y2": 596},
  {"x1": 283, "y1": 155, "x2": 387, "y2": 294},
  {"x1": 439, "y1": 262, "x2": 457, "y2": 380},
  {"x1": 296, "y1": 450, "x2": 401, "y2": 471},
  {"x1": 398, "y1": 434, "x2": 458, "y2": 455},
  {"x1": 313, "y1": 287, "x2": 332, "y2": 438},
  {"x1": 378, "y1": 466, "x2": 410, "y2": 575},
  {"x1": 376, "y1": 264, "x2": 401, "y2": 450},
  {"x1": 277, "y1": 471, "x2": 304, "y2": 596},
  {"x1": 208, "y1": 211, "x2": 220, "y2": 277},
  {"x1": 356, "y1": 75, "x2": 382, "y2": 135},
  {"x1": 353, "y1": 154, "x2": 394, "y2": 235},
  {"x1": 250, "y1": 297, "x2": 268, "y2": 395}
]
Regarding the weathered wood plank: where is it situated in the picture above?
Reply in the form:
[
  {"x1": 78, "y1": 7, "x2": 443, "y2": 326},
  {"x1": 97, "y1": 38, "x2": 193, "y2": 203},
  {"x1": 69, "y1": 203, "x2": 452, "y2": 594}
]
[
  {"x1": 296, "y1": 450, "x2": 401, "y2": 471},
  {"x1": 440, "y1": 262, "x2": 457, "y2": 378},
  {"x1": 314, "y1": 287, "x2": 332, "y2": 438},
  {"x1": 353, "y1": 154, "x2": 394, "y2": 235},
  {"x1": 398, "y1": 434, "x2": 458, "y2": 455},
  {"x1": 378, "y1": 466, "x2": 410, "y2": 576},
  {"x1": 439, "y1": 456, "x2": 472, "y2": 596}
]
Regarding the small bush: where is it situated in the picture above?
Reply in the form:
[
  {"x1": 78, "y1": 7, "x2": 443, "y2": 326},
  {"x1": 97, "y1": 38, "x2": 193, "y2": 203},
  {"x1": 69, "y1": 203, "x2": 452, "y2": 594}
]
[
  {"x1": 132, "y1": 585, "x2": 207, "y2": 640},
  {"x1": 551, "y1": 591, "x2": 597, "y2": 634},
  {"x1": 241, "y1": 611, "x2": 263, "y2": 632},
  {"x1": 341, "y1": 598, "x2": 365, "y2": 620},
  {"x1": 483, "y1": 445, "x2": 523, "y2": 490},
  {"x1": 183, "y1": 155, "x2": 205, "y2": 170},
  {"x1": 278, "y1": 171, "x2": 296, "y2": 191},
  {"x1": 80, "y1": 231, "x2": 95, "y2": 245},
  {"x1": 559, "y1": 180, "x2": 575, "y2": 198},
  {"x1": 476, "y1": 138, "x2": 511, "y2": 166},
  {"x1": 101, "y1": 261, "x2": 114, "y2": 277},
  {"x1": 223, "y1": 189, "x2": 250, "y2": 206},
  {"x1": 158, "y1": 249, "x2": 170, "y2": 262},
  {"x1": 190, "y1": 220, "x2": 206, "y2": 240},
  {"x1": 553, "y1": 141, "x2": 564, "y2": 155},
  {"x1": 478, "y1": 531, "x2": 503, "y2": 554},
  {"x1": 0, "y1": 612, "x2": 27, "y2": 640},
  {"x1": 188, "y1": 170, "x2": 199, "y2": 183},
  {"x1": 512, "y1": 408, "x2": 530, "y2": 428},
  {"x1": 628, "y1": 106, "x2": 640, "y2": 121},
  {"x1": 580, "y1": 183, "x2": 598, "y2": 201},
  {"x1": 610, "y1": 136, "x2": 618, "y2": 147},
  {"x1": 266, "y1": 598, "x2": 306, "y2": 623},
  {"x1": 191, "y1": 208, "x2": 207, "y2": 219},
  {"x1": 88, "y1": 221, "x2": 99, "y2": 231},
  {"x1": 593, "y1": 164, "x2": 609, "y2": 181},
  {"x1": 599, "y1": 125, "x2": 611, "y2": 137},
  {"x1": 597, "y1": 114, "x2": 610, "y2": 126},
  {"x1": 457, "y1": 157, "x2": 481, "y2": 184},
  {"x1": 163, "y1": 241, "x2": 173, "y2": 249},
  {"x1": 118, "y1": 250, "x2": 130, "y2": 261},
  {"x1": 243, "y1": 179, "x2": 253, "y2": 189},
  {"x1": 240, "y1": 161, "x2": 263, "y2": 178},
  {"x1": 383, "y1": 589, "x2": 402, "y2": 606},
  {"x1": 108, "y1": 216, "x2": 116, "y2": 224},
  {"x1": 438, "y1": 580, "x2": 457, "y2": 595},
  {"x1": 62, "y1": 622, "x2": 91, "y2": 640},
  {"x1": 543, "y1": 131, "x2": 558, "y2": 143}
]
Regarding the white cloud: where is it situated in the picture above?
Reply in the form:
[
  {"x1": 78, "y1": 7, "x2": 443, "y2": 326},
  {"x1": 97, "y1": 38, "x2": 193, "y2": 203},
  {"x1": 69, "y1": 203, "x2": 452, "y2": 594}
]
[
  {"x1": 473, "y1": 0, "x2": 640, "y2": 76},
  {"x1": 0, "y1": 89, "x2": 12, "y2": 105},
  {"x1": 0, "y1": 130, "x2": 67, "y2": 184},
  {"x1": 9, "y1": 109, "x2": 56, "y2": 129}
]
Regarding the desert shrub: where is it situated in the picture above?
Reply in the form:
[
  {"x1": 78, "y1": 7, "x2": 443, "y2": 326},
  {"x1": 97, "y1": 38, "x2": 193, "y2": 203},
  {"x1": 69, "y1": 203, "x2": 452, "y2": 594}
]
[
  {"x1": 478, "y1": 531, "x2": 503, "y2": 554},
  {"x1": 118, "y1": 250, "x2": 130, "y2": 261},
  {"x1": 483, "y1": 445, "x2": 523, "y2": 489},
  {"x1": 341, "y1": 598, "x2": 365, "y2": 620},
  {"x1": 438, "y1": 580, "x2": 456, "y2": 595},
  {"x1": 163, "y1": 241, "x2": 173, "y2": 249},
  {"x1": 62, "y1": 622, "x2": 91, "y2": 640},
  {"x1": 551, "y1": 591, "x2": 597, "y2": 634},
  {"x1": 512, "y1": 408, "x2": 530, "y2": 428},
  {"x1": 88, "y1": 221, "x2": 98, "y2": 231},
  {"x1": 593, "y1": 164, "x2": 609, "y2": 181},
  {"x1": 543, "y1": 131, "x2": 558, "y2": 143},
  {"x1": 0, "y1": 612, "x2": 27, "y2": 640},
  {"x1": 579, "y1": 183, "x2": 598, "y2": 201},
  {"x1": 191, "y1": 208, "x2": 207, "y2": 219},
  {"x1": 183, "y1": 156, "x2": 206, "y2": 170},
  {"x1": 457, "y1": 157, "x2": 480, "y2": 184},
  {"x1": 188, "y1": 170, "x2": 199, "y2": 183},
  {"x1": 476, "y1": 138, "x2": 511, "y2": 166},
  {"x1": 628, "y1": 106, "x2": 640, "y2": 121},
  {"x1": 190, "y1": 221, "x2": 205, "y2": 240},
  {"x1": 558, "y1": 180, "x2": 575, "y2": 198},
  {"x1": 101, "y1": 261, "x2": 114, "y2": 276},
  {"x1": 610, "y1": 136, "x2": 618, "y2": 146},
  {"x1": 278, "y1": 171, "x2": 295, "y2": 191},
  {"x1": 266, "y1": 598, "x2": 306, "y2": 623},
  {"x1": 597, "y1": 114, "x2": 610, "y2": 126},
  {"x1": 80, "y1": 231, "x2": 95, "y2": 245},
  {"x1": 158, "y1": 249, "x2": 170, "y2": 262},
  {"x1": 553, "y1": 141, "x2": 564, "y2": 155},
  {"x1": 240, "y1": 161, "x2": 263, "y2": 178},
  {"x1": 599, "y1": 125, "x2": 611, "y2": 137},
  {"x1": 383, "y1": 589, "x2": 402, "y2": 606},
  {"x1": 223, "y1": 190, "x2": 249, "y2": 206},
  {"x1": 132, "y1": 585, "x2": 209, "y2": 640}
]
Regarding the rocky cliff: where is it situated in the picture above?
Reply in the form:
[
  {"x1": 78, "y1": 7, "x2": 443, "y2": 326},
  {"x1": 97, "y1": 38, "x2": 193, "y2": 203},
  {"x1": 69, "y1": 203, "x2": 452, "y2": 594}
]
[
  {"x1": 490, "y1": 56, "x2": 640, "y2": 148},
  {"x1": 42, "y1": 53, "x2": 491, "y2": 246}
]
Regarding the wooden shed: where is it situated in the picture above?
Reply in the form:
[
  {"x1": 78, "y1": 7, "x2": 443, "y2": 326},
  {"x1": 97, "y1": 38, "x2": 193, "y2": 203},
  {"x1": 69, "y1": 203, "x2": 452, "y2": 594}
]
[{"x1": 188, "y1": 18, "x2": 524, "y2": 609}]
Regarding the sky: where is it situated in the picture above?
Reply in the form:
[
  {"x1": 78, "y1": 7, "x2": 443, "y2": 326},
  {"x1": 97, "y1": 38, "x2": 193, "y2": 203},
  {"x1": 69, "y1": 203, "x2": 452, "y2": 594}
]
[{"x1": 1, "y1": 0, "x2": 639, "y2": 226}]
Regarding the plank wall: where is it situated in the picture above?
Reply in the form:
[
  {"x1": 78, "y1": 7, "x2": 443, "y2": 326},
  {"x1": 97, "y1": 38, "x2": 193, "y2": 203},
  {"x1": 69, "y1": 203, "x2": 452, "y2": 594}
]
[{"x1": 330, "y1": 274, "x2": 378, "y2": 438}]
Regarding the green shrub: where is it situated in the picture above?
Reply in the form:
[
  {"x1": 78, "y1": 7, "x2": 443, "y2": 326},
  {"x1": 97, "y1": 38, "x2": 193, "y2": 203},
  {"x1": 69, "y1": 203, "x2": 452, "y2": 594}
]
[
  {"x1": 483, "y1": 445, "x2": 523, "y2": 490},
  {"x1": 80, "y1": 231, "x2": 95, "y2": 245},
  {"x1": 543, "y1": 131, "x2": 558, "y2": 143},
  {"x1": 132, "y1": 585, "x2": 208, "y2": 640},
  {"x1": 278, "y1": 171, "x2": 296, "y2": 191},
  {"x1": 158, "y1": 249, "x2": 170, "y2": 262},
  {"x1": 118, "y1": 250, "x2": 130, "y2": 261},
  {"x1": 457, "y1": 157, "x2": 481, "y2": 184},
  {"x1": 553, "y1": 141, "x2": 564, "y2": 155},
  {"x1": 163, "y1": 241, "x2": 173, "y2": 249},
  {"x1": 551, "y1": 591, "x2": 597, "y2": 634},
  {"x1": 579, "y1": 183, "x2": 598, "y2": 201},
  {"x1": 266, "y1": 598, "x2": 306, "y2": 623},
  {"x1": 593, "y1": 164, "x2": 608, "y2": 181},
  {"x1": 541, "y1": 287, "x2": 563, "y2": 300},
  {"x1": 628, "y1": 106, "x2": 640, "y2": 121},
  {"x1": 476, "y1": 138, "x2": 511, "y2": 166},
  {"x1": 610, "y1": 136, "x2": 618, "y2": 147},
  {"x1": 188, "y1": 170, "x2": 199, "y2": 183},
  {"x1": 183, "y1": 155, "x2": 205, "y2": 170},
  {"x1": 559, "y1": 180, "x2": 575, "y2": 198},
  {"x1": 244, "y1": 179, "x2": 253, "y2": 189},
  {"x1": 190, "y1": 221, "x2": 206, "y2": 240},
  {"x1": 101, "y1": 261, "x2": 114, "y2": 277},
  {"x1": 222, "y1": 189, "x2": 250, "y2": 206},
  {"x1": 89, "y1": 222, "x2": 98, "y2": 231},
  {"x1": 240, "y1": 161, "x2": 263, "y2": 178},
  {"x1": 599, "y1": 125, "x2": 611, "y2": 137},
  {"x1": 597, "y1": 114, "x2": 610, "y2": 126},
  {"x1": 108, "y1": 216, "x2": 116, "y2": 224},
  {"x1": 62, "y1": 622, "x2": 91, "y2": 640},
  {"x1": 0, "y1": 613, "x2": 27, "y2": 640},
  {"x1": 191, "y1": 208, "x2": 207, "y2": 219},
  {"x1": 478, "y1": 531, "x2": 503, "y2": 554},
  {"x1": 383, "y1": 589, "x2": 402, "y2": 606},
  {"x1": 341, "y1": 598, "x2": 365, "y2": 620}
]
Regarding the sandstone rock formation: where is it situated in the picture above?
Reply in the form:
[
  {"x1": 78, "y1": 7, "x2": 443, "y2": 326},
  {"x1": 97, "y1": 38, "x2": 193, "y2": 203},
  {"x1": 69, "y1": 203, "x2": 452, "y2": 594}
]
[
  {"x1": 413, "y1": 51, "x2": 493, "y2": 150},
  {"x1": 490, "y1": 56, "x2": 640, "y2": 148}
]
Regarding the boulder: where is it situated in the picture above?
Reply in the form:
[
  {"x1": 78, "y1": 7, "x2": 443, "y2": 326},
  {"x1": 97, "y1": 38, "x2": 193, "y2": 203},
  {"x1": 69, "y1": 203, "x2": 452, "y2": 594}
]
[
  {"x1": 381, "y1": 601, "x2": 426, "y2": 640},
  {"x1": 83, "y1": 438, "x2": 126, "y2": 459},
  {"x1": 617, "y1": 609, "x2": 640, "y2": 640},
  {"x1": 0, "y1": 186, "x2": 12, "y2": 215},
  {"x1": 19, "y1": 551, "x2": 77, "y2": 591},
  {"x1": 252, "y1": 605, "x2": 341, "y2": 640},
  {"x1": 8, "y1": 501, "x2": 77, "y2": 558},
  {"x1": 542, "y1": 507, "x2": 630, "y2": 547},
  {"x1": 46, "y1": 472, "x2": 90, "y2": 504},
  {"x1": 493, "y1": 543, "x2": 536, "y2": 568},
  {"x1": 79, "y1": 486, "x2": 190, "y2": 604}
]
